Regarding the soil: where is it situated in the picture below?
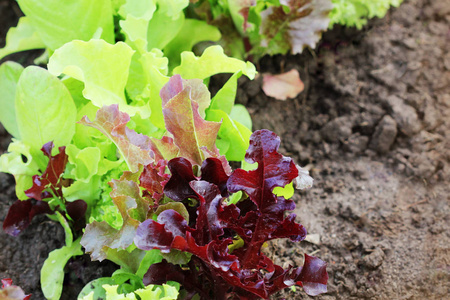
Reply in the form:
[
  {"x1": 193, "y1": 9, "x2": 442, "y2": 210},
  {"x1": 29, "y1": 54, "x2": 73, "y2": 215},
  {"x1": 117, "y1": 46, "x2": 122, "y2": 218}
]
[{"x1": 1, "y1": 0, "x2": 449, "y2": 299}]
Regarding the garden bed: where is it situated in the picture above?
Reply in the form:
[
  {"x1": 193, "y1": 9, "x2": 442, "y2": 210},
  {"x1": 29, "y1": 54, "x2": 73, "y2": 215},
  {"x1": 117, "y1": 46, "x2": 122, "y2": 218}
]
[{"x1": 1, "y1": 0, "x2": 449, "y2": 299}]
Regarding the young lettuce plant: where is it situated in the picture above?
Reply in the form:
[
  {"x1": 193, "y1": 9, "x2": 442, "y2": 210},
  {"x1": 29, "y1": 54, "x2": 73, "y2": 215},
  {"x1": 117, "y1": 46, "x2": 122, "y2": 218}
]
[
  {"x1": 0, "y1": 48, "x2": 254, "y2": 298},
  {"x1": 188, "y1": 0, "x2": 334, "y2": 60},
  {"x1": 329, "y1": 0, "x2": 403, "y2": 29}
]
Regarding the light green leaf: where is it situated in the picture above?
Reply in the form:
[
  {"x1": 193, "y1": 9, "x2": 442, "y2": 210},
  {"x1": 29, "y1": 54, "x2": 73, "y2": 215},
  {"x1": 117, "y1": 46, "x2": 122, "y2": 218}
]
[
  {"x1": 0, "y1": 62, "x2": 24, "y2": 138},
  {"x1": 173, "y1": 45, "x2": 256, "y2": 80},
  {"x1": 135, "y1": 249, "x2": 163, "y2": 278},
  {"x1": 0, "y1": 16, "x2": 45, "y2": 60},
  {"x1": 66, "y1": 144, "x2": 101, "y2": 183},
  {"x1": 41, "y1": 237, "x2": 83, "y2": 300},
  {"x1": 139, "y1": 50, "x2": 170, "y2": 129},
  {"x1": 210, "y1": 71, "x2": 241, "y2": 115},
  {"x1": 119, "y1": 0, "x2": 157, "y2": 53},
  {"x1": 55, "y1": 211, "x2": 73, "y2": 247},
  {"x1": 15, "y1": 66, "x2": 76, "y2": 156},
  {"x1": 78, "y1": 277, "x2": 115, "y2": 300},
  {"x1": 164, "y1": 19, "x2": 221, "y2": 69},
  {"x1": 146, "y1": 8, "x2": 185, "y2": 50},
  {"x1": 0, "y1": 139, "x2": 40, "y2": 200},
  {"x1": 17, "y1": 0, "x2": 114, "y2": 51},
  {"x1": 273, "y1": 182, "x2": 295, "y2": 199},
  {"x1": 206, "y1": 109, "x2": 251, "y2": 161},
  {"x1": 229, "y1": 104, "x2": 252, "y2": 130},
  {"x1": 156, "y1": 0, "x2": 189, "y2": 19},
  {"x1": 48, "y1": 40, "x2": 150, "y2": 118}
]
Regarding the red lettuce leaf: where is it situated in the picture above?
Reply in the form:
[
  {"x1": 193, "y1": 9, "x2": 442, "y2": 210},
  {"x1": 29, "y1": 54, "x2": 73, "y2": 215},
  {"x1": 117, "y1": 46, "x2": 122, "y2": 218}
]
[
  {"x1": 1, "y1": 278, "x2": 31, "y2": 300},
  {"x1": 226, "y1": 129, "x2": 306, "y2": 268},
  {"x1": 139, "y1": 160, "x2": 170, "y2": 202},
  {"x1": 24, "y1": 141, "x2": 68, "y2": 200},
  {"x1": 3, "y1": 200, "x2": 52, "y2": 236}
]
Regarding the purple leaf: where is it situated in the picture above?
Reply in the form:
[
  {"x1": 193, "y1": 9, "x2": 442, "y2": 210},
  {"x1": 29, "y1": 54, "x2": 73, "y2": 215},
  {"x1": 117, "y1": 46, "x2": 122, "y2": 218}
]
[
  {"x1": 25, "y1": 141, "x2": 68, "y2": 200},
  {"x1": 3, "y1": 200, "x2": 52, "y2": 236}
]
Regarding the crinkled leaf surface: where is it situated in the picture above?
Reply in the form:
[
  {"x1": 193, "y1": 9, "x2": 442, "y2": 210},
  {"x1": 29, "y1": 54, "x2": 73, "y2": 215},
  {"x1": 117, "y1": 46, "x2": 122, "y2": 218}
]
[
  {"x1": 135, "y1": 130, "x2": 327, "y2": 298},
  {"x1": 79, "y1": 104, "x2": 154, "y2": 173},
  {"x1": 48, "y1": 40, "x2": 150, "y2": 118},
  {"x1": 17, "y1": 0, "x2": 114, "y2": 51},
  {"x1": 24, "y1": 142, "x2": 68, "y2": 201},
  {"x1": 173, "y1": 45, "x2": 256, "y2": 80},
  {"x1": 258, "y1": 0, "x2": 333, "y2": 55},
  {"x1": 0, "y1": 61, "x2": 23, "y2": 138},
  {"x1": 81, "y1": 172, "x2": 149, "y2": 261},
  {"x1": 160, "y1": 75, "x2": 221, "y2": 166},
  {"x1": 2, "y1": 199, "x2": 51, "y2": 237}
]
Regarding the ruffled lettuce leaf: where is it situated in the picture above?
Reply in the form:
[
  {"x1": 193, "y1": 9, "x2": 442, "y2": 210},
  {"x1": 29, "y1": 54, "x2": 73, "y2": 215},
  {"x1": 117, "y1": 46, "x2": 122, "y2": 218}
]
[
  {"x1": 0, "y1": 17, "x2": 45, "y2": 60},
  {"x1": 16, "y1": 0, "x2": 114, "y2": 51},
  {"x1": 134, "y1": 130, "x2": 327, "y2": 298},
  {"x1": 254, "y1": 0, "x2": 333, "y2": 56}
]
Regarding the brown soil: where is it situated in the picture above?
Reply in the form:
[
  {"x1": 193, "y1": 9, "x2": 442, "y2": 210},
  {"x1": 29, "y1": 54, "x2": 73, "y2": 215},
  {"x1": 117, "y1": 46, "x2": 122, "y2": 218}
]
[{"x1": 1, "y1": 0, "x2": 449, "y2": 299}]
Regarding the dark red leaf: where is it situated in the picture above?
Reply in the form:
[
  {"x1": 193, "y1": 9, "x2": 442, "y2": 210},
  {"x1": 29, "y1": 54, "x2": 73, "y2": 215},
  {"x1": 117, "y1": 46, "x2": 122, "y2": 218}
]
[
  {"x1": 24, "y1": 141, "x2": 68, "y2": 200},
  {"x1": 3, "y1": 200, "x2": 52, "y2": 236},
  {"x1": 200, "y1": 158, "x2": 229, "y2": 196},
  {"x1": 66, "y1": 200, "x2": 87, "y2": 221},
  {"x1": 139, "y1": 160, "x2": 170, "y2": 202},
  {"x1": 295, "y1": 254, "x2": 328, "y2": 296},
  {"x1": 164, "y1": 158, "x2": 197, "y2": 202}
]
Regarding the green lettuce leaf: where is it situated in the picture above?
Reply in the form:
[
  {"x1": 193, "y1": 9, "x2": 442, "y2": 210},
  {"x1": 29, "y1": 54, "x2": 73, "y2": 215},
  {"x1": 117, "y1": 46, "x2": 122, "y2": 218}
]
[
  {"x1": 0, "y1": 139, "x2": 40, "y2": 200},
  {"x1": 15, "y1": 66, "x2": 76, "y2": 164},
  {"x1": 41, "y1": 237, "x2": 83, "y2": 300},
  {"x1": 17, "y1": 0, "x2": 114, "y2": 51},
  {"x1": 47, "y1": 40, "x2": 151, "y2": 118},
  {"x1": 0, "y1": 17, "x2": 45, "y2": 60},
  {"x1": 173, "y1": 45, "x2": 256, "y2": 80},
  {"x1": 0, "y1": 61, "x2": 24, "y2": 138}
]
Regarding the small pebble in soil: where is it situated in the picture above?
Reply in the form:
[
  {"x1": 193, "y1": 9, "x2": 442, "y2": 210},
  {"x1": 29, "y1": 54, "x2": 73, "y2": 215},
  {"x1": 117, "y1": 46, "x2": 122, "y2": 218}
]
[
  {"x1": 369, "y1": 115, "x2": 398, "y2": 154},
  {"x1": 363, "y1": 248, "x2": 385, "y2": 269},
  {"x1": 384, "y1": 95, "x2": 421, "y2": 137}
]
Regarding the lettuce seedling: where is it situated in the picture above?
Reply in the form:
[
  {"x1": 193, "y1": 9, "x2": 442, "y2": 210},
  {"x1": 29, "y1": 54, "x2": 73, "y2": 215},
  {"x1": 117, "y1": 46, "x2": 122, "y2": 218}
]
[{"x1": 0, "y1": 278, "x2": 31, "y2": 300}]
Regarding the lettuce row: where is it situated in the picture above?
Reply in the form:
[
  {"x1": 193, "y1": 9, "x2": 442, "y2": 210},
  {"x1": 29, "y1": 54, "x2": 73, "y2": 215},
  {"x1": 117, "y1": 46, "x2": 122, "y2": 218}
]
[{"x1": 330, "y1": 0, "x2": 404, "y2": 29}]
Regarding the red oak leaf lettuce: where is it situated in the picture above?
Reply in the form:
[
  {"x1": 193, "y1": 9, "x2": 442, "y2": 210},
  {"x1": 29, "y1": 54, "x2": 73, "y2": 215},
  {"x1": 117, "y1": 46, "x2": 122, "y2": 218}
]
[{"x1": 134, "y1": 129, "x2": 327, "y2": 299}]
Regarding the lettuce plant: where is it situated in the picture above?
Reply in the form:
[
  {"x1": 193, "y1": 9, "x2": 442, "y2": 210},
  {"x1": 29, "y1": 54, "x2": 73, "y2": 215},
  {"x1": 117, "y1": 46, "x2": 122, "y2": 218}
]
[
  {"x1": 329, "y1": 0, "x2": 403, "y2": 29},
  {"x1": 190, "y1": 0, "x2": 334, "y2": 60}
]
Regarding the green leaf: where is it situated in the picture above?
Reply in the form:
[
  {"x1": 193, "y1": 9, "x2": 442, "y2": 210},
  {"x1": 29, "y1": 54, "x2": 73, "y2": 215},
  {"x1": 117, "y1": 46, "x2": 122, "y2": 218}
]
[
  {"x1": 119, "y1": 0, "x2": 157, "y2": 53},
  {"x1": 15, "y1": 66, "x2": 76, "y2": 157},
  {"x1": 78, "y1": 277, "x2": 115, "y2": 300},
  {"x1": 17, "y1": 0, "x2": 114, "y2": 51},
  {"x1": 164, "y1": 19, "x2": 221, "y2": 69},
  {"x1": 206, "y1": 109, "x2": 251, "y2": 161},
  {"x1": 173, "y1": 45, "x2": 256, "y2": 80},
  {"x1": 210, "y1": 71, "x2": 241, "y2": 115},
  {"x1": 273, "y1": 182, "x2": 295, "y2": 199},
  {"x1": 41, "y1": 237, "x2": 83, "y2": 300},
  {"x1": 55, "y1": 211, "x2": 73, "y2": 247},
  {"x1": 48, "y1": 40, "x2": 151, "y2": 118},
  {"x1": 0, "y1": 62, "x2": 24, "y2": 138},
  {"x1": 229, "y1": 104, "x2": 252, "y2": 130},
  {"x1": 146, "y1": 8, "x2": 185, "y2": 50},
  {"x1": 135, "y1": 249, "x2": 163, "y2": 278},
  {"x1": 0, "y1": 16, "x2": 45, "y2": 60},
  {"x1": 66, "y1": 144, "x2": 101, "y2": 183},
  {"x1": 0, "y1": 139, "x2": 40, "y2": 200}
]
